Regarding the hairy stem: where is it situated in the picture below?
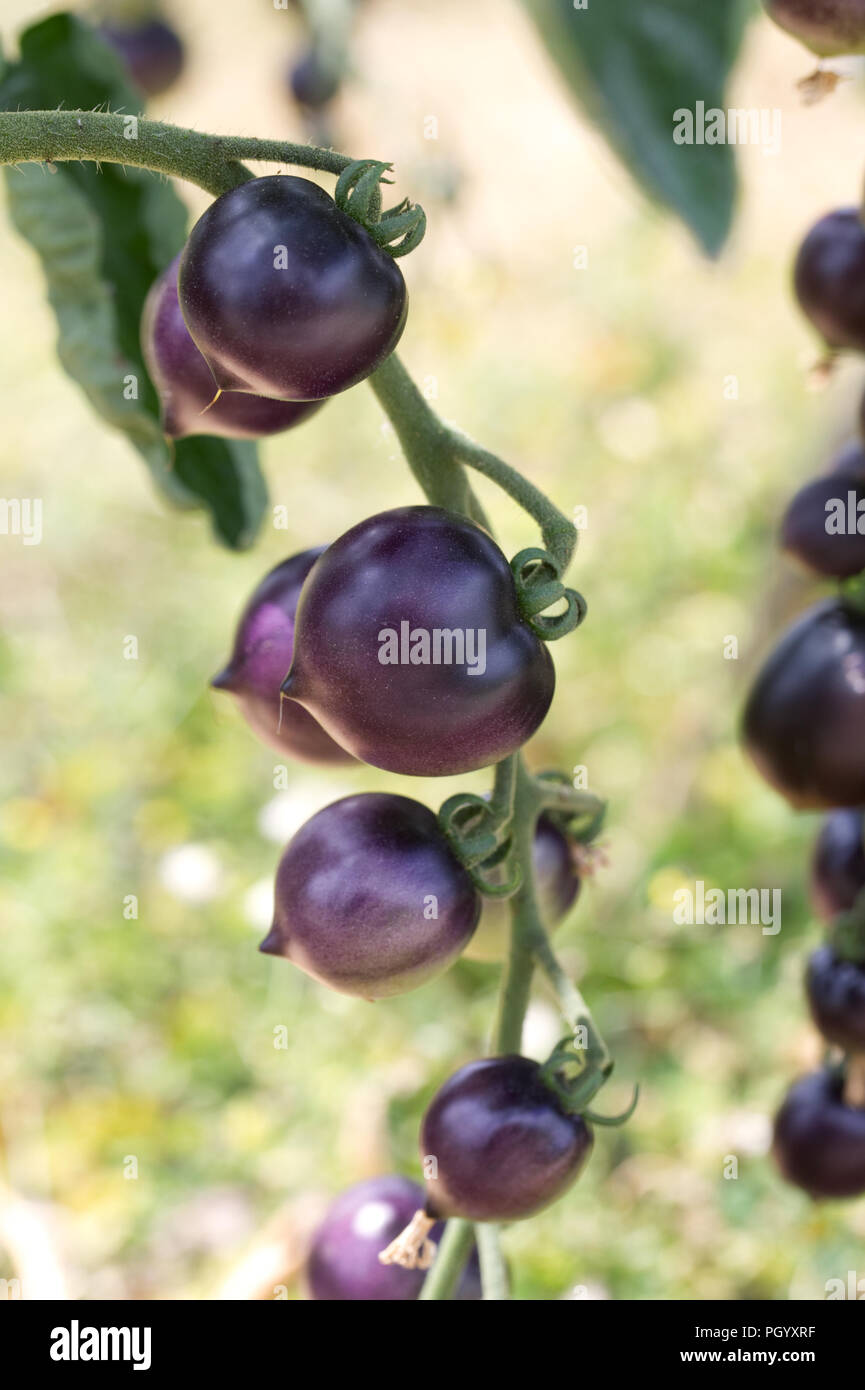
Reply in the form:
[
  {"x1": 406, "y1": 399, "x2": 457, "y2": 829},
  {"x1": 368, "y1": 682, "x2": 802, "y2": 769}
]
[
  {"x1": 0, "y1": 109, "x2": 356, "y2": 196},
  {"x1": 451, "y1": 434, "x2": 577, "y2": 574}
]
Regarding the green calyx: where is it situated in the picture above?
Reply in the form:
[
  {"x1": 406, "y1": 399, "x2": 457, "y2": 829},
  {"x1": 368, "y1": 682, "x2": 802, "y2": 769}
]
[
  {"x1": 539, "y1": 1029, "x2": 639, "y2": 1126},
  {"x1": 335, "y1": 158, "x2": 427, "y2": 257},
  {"x1": 438, "y1": 790, "x2": 522, "y2": 898},
  {"x1": 511, "y1": 548, "x2": 587, "y2": 641}
]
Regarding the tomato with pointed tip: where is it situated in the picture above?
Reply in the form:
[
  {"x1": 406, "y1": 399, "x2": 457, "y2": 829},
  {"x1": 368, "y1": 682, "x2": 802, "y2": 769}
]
[
  {"x1": 811, "y1": 809, "x2": 865, "y2": 920},
  {"x1": 420, "y1": 1055, "x2": 593, "y2": 1223},
  {"x1": 773, "y1": 1068, "x2": 865, "y2": 1198},
  {"x1": 282, "y1": 506, "x2": 555, "y2": 777},
  {"x1": 306, "y1": 1176, "x2": 481, "y2": 1301},
  {"x1": 742, "y1": 600, "x2": 865, "y2": 809},
  {"x1": 764, "y1": 0, "x2": 865, "y2": 57},
  {"x1": 211, "y1": 549, "x2": 351, "y2": 763},
  {"x1": 260, "y1": 793, "x2": 480, "y2": 997},
  {"x1": 178, "y1": 175, "x2": 407, "y2": 402},
  {"x1": 794, "y1": 209, "x2": 865, "y2": 354},
  {"x1": 142, "y1": 257, "x2": 322, "y2": 440}
]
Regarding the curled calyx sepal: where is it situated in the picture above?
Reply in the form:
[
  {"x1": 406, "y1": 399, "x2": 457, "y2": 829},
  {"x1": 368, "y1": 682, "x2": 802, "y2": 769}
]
[
  {"x1": 437, "y1": 791, "x2": 521, "y2": 898},
  {"x1": 538, "y1": 1026, "x2": 639, "y2": 1126},
  {"x1": 511, "y1": 548, "x2": 587, "y2": 641},
  {"x1": 335, "y1": 158, "x2": 427, "y2": 257},
  {"x1": 534, "y1": 769, "x2": 606, "y2": 845}
]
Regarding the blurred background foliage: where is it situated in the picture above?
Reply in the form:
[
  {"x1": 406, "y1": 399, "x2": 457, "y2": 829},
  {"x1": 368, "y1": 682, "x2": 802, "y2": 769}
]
[{"x1": 2, "y1": 0, "x2": 865, "y2": 1300}]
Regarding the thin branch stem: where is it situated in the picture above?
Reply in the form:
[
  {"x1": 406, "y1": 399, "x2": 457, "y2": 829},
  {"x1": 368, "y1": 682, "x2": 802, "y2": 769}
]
[
  {"x1": 0, "y1": 109, "x2": 357, "y2": 196},
  {"x1": 418, "y1": 1219, "x2": 475, "y2": 1301},
  {"x1": 451, "y1": 433, "x2": 577, "y2": 574}
]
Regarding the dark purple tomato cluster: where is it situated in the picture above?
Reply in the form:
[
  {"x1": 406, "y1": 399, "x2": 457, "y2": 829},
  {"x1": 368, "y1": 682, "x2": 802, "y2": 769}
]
[
  {"x1": 421, "y1": 1056, "x2": 593, "y2": 1222},
  {"x1": 306, "y1": 1175, "x2": 481, "y2": 1300},
  {"x1": 211, "y1": 548, "x2": 351, "y2": 763},
  {"x1": 178, "y1": 176, "x2": 407, "y2": 402},
  {"x1": 142, "y1": 257, "x2": 322, "y2": 441},
  {"x1": 745, "y1": 172, "x2": 865, "y2": 1201},
  {"x1": 764, "y1": 0, "x2": 865, "y2": 58},
  {"x1": 99, "y1": 17, "x2": 185, "y2": 96},
  {"x1": 141, "y1": 175, "x2": 407, "y2": 443},
  {"x1": 282, "y1": 505, "x2": 555, "y2": 776},
  {"x1": 464, "y1": 815, "x2": 580, "y2": 963}
]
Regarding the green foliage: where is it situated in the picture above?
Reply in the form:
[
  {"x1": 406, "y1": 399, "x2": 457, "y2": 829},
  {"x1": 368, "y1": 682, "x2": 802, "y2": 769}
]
[
  {"x1": 0, "y1": 13, "x2": 267, "y2": 550},
  {"x1": 522, "y1": 0, "x2": 752, "y2": 256}
]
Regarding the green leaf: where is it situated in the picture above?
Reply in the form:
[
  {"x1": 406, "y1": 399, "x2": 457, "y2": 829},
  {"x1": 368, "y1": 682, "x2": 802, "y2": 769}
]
[
  {"x1": 522, "y1": 0, "x2": 752, "y2": 256},
  {"x1": 0, "y1": 12, "x2": 267, "y2": 549}
]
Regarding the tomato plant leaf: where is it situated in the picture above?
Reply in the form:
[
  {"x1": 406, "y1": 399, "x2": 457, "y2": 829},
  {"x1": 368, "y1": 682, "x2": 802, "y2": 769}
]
[
  {"x1": 0, "y1": 12, "x2": 267, "y2": 549},
  {"x1": 522, "y1": 0, "x2": 752, "y2": 256}
]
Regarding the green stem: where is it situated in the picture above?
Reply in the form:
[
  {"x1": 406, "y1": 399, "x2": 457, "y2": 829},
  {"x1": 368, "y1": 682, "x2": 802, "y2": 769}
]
[
  {"x1": 476, "y1": 1222, "x2": 510, "y2": 1300},
  {"x1": 368, "y1": 353, "x2": 482, "y2": 518},
  {"x1": 418, "y1": 1219, "x2": 475, "y2": 1301},
  {"x1": 0, "y1": 109, "x2": 357, "y2": 196},
  {"x1": 490, "y1": 752, "x2": 518, "y2": 825},
  {"x1": 451, "y1": 434, "x2": 577, "y2": 574}
]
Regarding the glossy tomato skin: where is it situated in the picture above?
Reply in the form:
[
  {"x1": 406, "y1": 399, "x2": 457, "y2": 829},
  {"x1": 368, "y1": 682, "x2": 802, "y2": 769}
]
[
  {"x1": 794, "y1": 209, "x2": 865, "y2": 353},
  {"x1": 420, "y1": 1055, "x2": 593, "y2": 1223},
  {"x1": 806, "y1": 946, "x2": 865, "y2": 1051},
  {"x1": 464, "y1": 816, "x2": 580, "y2": 963},
  {"x1": 811, "y1": 809, "x2": 865, "y2": 920},
  {"x1": 306, "y1": 1176, "x2": 481, "y2": 1301},
  {"x1": 764, "y1": 0, "x2": 865, "y2": 56},
  {"x1": 282, "y1": 506, "x2": 555, "y2": 777},
  {"x1": 99, "y1": 19, "x2": 185, "y2": 96},
  {"x1": 142, "y1": 257, "x2": 322, "y2": 440},
  {"x1": 773, "y1": 1069, "x2": 865, "y2": 1198},
  {"x1": 260, "y1": 793, "x2": 480, "y2": 998},
  {"x1": 212, "y1": 549, "x2": 352, "y2": 763},
  {"x1": 742, "y1": 600, "x2": 865, "y2": 809},
  {"x1": 780, "y1": 441, "x2": 865, "y2": 580},
  {"x1": 178, "y1": 176, "x2": 407, "y2": 401}
]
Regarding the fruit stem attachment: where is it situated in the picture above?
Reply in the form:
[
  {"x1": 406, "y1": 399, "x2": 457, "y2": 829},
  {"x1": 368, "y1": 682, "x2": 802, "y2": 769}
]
[{"x1": 378, "y1": 1209, "x2": 437, "y2": 1271}]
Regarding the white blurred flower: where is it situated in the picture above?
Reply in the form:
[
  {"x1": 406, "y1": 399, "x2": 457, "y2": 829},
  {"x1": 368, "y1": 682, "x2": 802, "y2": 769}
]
[
  {"x1": 520, "y1": 1000, "x2": 562, "y2": 1061},
  {"x1": 159, "y1": 844, "x2": 225, "y2": 904},
  {"x1": 257, "y1": 780, "x2": 355, "y2": 844},
  {"x1": 243, "y1": 877, "x2": 274, "y2": 932}
]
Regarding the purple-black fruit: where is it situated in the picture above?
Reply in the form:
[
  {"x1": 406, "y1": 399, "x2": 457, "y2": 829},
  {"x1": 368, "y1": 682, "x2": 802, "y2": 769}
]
[
  {"x1": 142, "y1": 257, "x2": 322, "y2": 440},
  {"x1": 811, "y1": 809, "x2": 865, "y2": 919},
  {"x1": 178, "y1": 176, "x2": 407, "y2": 402},
  {"x1": 773, "y1": 1068, "x2": 865, "y2": 1198},
  {"x1": 780, "y1": 440, "x2": 865, "y2": 579},
  {"x1": 211, "y1": 549, "x2": 352, "y2": 763},
  {"x1": 742, "y1": 600, "x2": 865, "y2": 809},
  {"x1": 806, "y1": 945, "x2": 865, "y2": 1051},
  {"x1": 420, "y1": 1055, "x2": 593, "y2": 1222},
  {"x1": 288, "y1": 48, "x2": 341, "y2": 109},
  {"x1": 99, "y1": 18, "x2": 185, "y2": 96},
  {"x1": 464, "y1": 815, "x2": 580, "y2": 963},
  {"x1": 306, "y1": 1176, "x2": 480, "y2": 1301},
  {"x1": 260, "y1": 793, "x2": 480, "y2": 997},
  {"x1": 794, "y1": 210, "x2": 865, "y2": 354},
  {"x1": 764, "y1": 0, "x2": 865, "y2": 56},
  {"x1": 282, "y1": 506, "x2": 555, "y2": 777}
]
